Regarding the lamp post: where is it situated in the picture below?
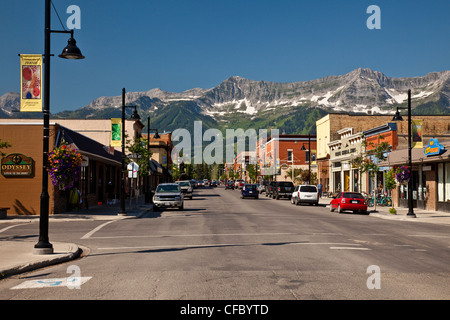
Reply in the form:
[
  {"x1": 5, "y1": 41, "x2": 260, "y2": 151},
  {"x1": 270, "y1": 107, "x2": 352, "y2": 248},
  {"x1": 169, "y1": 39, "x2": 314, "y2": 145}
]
[
  {"x1": 145, "y1": 116, "x2": 159, "y2": 203},
  {"x1": 301, "y1": 134, "x2": 311, "y2": 184},
  {"x1": 392, "y1": 89, "x2": 416, "y2": 218},
  {"x1": 34, "y1": 0, "x2": 85, "y2": 255},
  {"x1": 118, "y1": 88, "x2": 140, "y2": 216}
]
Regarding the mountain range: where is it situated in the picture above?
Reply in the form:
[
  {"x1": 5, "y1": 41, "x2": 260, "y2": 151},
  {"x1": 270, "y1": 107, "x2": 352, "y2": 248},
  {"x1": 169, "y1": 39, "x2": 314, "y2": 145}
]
[{"x1": 1, "y1": 68, "x2": 449, "y2": 134}]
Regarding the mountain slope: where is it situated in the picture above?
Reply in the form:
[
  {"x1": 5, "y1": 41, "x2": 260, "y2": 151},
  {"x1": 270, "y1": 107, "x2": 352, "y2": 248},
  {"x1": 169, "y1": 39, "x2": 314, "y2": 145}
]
[{"x1": 1, "y1": 68, "x2": 449, "y2": 134}]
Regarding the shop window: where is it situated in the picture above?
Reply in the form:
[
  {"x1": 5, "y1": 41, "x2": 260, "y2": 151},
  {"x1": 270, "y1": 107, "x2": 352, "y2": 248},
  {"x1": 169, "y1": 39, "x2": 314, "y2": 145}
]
[
  {"x1": 439, "y1": 163, "x2": 450, "y2": 202},
  {"x1": 438, "y1": 163, "x2": 444, "y2": 202},
  {"x1": 446, "y1": 163, "x2": 450, "y2": 202},
  {"x1": 89, "y1": 160, "x2": 97, "y2": 194}
]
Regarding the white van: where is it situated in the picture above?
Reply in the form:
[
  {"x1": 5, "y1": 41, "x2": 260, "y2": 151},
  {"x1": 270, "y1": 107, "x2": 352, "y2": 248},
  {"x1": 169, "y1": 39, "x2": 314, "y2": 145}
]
[{"x1": 291, "y1": 185, "x2": 319, "y2": 206}]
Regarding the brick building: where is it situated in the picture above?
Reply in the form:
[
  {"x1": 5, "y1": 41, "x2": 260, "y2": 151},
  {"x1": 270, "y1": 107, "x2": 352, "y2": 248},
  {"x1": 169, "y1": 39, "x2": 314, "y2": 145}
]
[
  {"x1": 316, "y1": 113, "x2": 450, "y2": 194},
  {"x1": 257, "y1": 134, "x2": 317, "y2": 183}
]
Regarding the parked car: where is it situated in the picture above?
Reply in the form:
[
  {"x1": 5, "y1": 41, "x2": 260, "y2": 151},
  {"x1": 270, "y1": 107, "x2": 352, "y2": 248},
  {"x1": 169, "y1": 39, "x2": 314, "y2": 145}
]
[
  {"x1": 259, "y1": 181, "x2": 268, "y2": 194},
  {"x1": 241, "y1": 184, "x2": 259, "y2": 199},
  {"x1": 272, "y1": 181, "x2": 295, "y2": 200},
  {"x1": 265, "y1": 181, "x2": 276, "y2": 197},
  {"x1": 175, "y1": 180, "x2": 193, "y2": 199},
  {"x1": 256, "y1": 184, "x2": 265, "y2": 194},
  {"x1": 235, "y1": 179, "x2": 244, "y2": 189},
  {"x1": 153, "y1": 183, "x2": 184, "y2": 210},
  {"x1": 330, "y1": 192, "x2": 368, "y2": 214},
  {"x1": 225, "y1": 180, "x2": 235, "y2": 190},
  {"x1": 291, "y1": 184, "x2": 319, "y2": 206}
]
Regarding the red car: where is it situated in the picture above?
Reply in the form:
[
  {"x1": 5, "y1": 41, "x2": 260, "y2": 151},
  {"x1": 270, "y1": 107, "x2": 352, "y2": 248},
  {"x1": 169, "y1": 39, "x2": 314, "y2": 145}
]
[{"x1": 330, "y1": 192, "x2": 368, "y2": 214}]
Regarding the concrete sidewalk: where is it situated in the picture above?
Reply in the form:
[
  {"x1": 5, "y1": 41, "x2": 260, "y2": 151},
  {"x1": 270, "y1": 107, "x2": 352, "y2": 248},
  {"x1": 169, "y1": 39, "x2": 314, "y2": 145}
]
[
  {"x1": 319, "y1": 197, "x2": 450, "y2": 225},
  {"x1": 0, "y1": 201, "x2": 154, "y2": 279}
]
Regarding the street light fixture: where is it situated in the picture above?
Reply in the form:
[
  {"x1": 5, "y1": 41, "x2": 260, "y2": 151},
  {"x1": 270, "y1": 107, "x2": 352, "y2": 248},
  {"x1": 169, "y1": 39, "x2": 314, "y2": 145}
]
[
  {"x1": 391, "y1": 89, "x2": 416, "y2": 218},
  {"x1": 301, "y1": 134, "x2": 311, "y2": 184},
  {"x1": 118, "y1": 88, "x2": 140, "y2": 216},
  {"x1": 34, "y1": 0, "x2": 85, "y2": 255},
  {"x1": 145, "y1": 116, "x2": 160, "y2": 203}
]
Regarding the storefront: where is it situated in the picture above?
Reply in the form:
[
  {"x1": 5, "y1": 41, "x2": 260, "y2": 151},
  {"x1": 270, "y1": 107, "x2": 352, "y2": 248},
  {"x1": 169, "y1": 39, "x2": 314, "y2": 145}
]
[
  {"x1": 382, "y1": 139, "x2": 450, "y2": 212},
  {"x1": 328, "y1": 128, "x2": 365, "y2": 193},
  {"x1": 0, "y1": 122, "x2": 122, "y2": 215}
]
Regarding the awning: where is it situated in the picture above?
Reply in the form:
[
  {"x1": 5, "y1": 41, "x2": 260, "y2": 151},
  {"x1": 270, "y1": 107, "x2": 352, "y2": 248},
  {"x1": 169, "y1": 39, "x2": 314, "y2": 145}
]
[
  {"x1": 379, "y1": 140, "x2": 450, "y2": 166},
  {"x1": 56, "y1": 125, "x2": 122, "y2": 166}
]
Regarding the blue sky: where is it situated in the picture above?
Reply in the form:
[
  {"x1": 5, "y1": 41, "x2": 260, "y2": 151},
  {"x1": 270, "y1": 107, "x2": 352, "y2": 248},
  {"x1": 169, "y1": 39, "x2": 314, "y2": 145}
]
[{"x1": 1, "y1": 0, "x2": 449, "y2": 113}]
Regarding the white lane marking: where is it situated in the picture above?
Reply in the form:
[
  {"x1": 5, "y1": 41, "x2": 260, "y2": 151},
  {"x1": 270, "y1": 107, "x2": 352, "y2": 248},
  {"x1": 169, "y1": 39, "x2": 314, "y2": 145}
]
[
  {"x1": 0, "y1": 225, "x2": 22, "y2": 234},
  {"x1": 81, "y1": 219, "x2": 125, "y2": 239},
  {"x1": 409, "y1": 234, "x2": 450, "y2": 239},
  {"x1": 11, "y1": 277, "x2": 92, "y2": 290},
  {"x1": 330, "y1": 247, "x2": 371, "y2": 250},
  {"x1": 88, "y1": 232, "x2": 298, "y2": 239},
  {"x1": 97, "y1": 242, "x2": 364, "y2": 251}
]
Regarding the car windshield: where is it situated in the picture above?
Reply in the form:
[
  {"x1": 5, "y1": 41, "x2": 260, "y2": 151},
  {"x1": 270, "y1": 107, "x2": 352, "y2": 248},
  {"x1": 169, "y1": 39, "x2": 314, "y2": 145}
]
[
  {"x1": 156, "y1": 185, "x2": 180, "y2": 193},
  {"x1": 278, "y1": 182, "x2": 293, "y2": 186},
  {"x1": 244, "y1": 185, "x2": 256, "y2": 190},
  {"x1": 343, "y1": 192, "x2": 364, "y2": 199},
  {"x1": 300, "y1": 186, "x2": 317, "y2": 192},
  {"x1": 178, "y1": 182, "x2": 190, "y2": 186}
]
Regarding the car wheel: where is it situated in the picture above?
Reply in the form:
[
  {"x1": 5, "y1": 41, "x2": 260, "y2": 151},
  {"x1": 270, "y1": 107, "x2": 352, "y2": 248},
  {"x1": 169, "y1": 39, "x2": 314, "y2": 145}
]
[
  {"x1": 337, "y1": 205, "x2": 342, "y2": 213},
  {"x1": 291, "y1": 197, "x2": 295, "y2": 204},
  {"x1": 295, "y1": 198, "x2": 300, "y2": 206},
  {"x1": 179, "y1": 204, "x2": 184, "y2": 210},
  {"x1": 329, "y1": 204, "x2": 334, "y2": 212}
]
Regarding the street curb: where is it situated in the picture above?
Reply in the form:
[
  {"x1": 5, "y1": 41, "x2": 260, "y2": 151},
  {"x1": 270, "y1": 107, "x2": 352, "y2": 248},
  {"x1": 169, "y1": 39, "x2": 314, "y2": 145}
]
[{"x1": 0, "y1": 243, "x2": 82, "y2": 280}]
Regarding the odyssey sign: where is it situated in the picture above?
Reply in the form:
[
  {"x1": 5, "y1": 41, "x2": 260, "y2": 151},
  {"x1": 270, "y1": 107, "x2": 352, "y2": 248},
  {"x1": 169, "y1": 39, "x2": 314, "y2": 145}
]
[
  {"x1": 423, "y1": 139, "x2": 445, "y2": 157},
  {"x1": 1, "y1": 153, "x2": 34, "y2": 177}
]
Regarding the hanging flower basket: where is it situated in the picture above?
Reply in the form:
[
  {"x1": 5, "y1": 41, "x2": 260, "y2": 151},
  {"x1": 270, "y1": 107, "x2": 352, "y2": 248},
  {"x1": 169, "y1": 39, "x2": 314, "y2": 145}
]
[
  {"x1": 47, "y1": 144, "x2": 82, "y2": 190},
  {"x1": 393, "y1": 165, "x2": 410, "y2": 185}
]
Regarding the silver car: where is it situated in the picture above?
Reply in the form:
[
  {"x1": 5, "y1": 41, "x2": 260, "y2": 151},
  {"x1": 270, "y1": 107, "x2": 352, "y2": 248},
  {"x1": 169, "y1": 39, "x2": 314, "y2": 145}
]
[
  {"x1": 176, "y1": 180, "x2": 193, "y2": 199},
  {"x1": 291, "y1": 184, "x2": 319, "y2": 206},
  {"x1": 153, "y1": 183, "x2": 184, "y2": 210}
]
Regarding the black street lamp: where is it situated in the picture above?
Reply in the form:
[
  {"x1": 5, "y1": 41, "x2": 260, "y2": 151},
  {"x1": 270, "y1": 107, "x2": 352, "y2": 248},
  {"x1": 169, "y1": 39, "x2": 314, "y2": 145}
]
[
  {"x1": 34, "y1": 0, "x2": 84, "y2": 255},
  {"x1": 392, "y1": 89, "x2": 416, "y2": 218},
  {"x1": 145, "y1": 116, "x2": 159, "y2": 203},
  {"x1": 301, "y1": 134, "x2": 311, "y2": 184},
  {"x1": 118, "y1": 88, "x2": 140, "y2": 216}
]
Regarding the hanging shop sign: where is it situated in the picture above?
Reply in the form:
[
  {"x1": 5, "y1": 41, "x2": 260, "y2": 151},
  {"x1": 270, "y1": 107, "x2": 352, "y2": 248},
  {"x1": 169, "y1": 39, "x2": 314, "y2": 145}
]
[
  {"x1": 1, "y1": 153, "x2": 34, "y2": 177},
  {"x1": 424, "y1": 138, "x2": 446, "y2": 157}
]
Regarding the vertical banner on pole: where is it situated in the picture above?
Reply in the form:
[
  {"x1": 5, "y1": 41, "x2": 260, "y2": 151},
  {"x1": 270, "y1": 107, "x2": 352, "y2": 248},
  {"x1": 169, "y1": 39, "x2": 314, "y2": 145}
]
[
  {"x1": 20, "y1": 54, "x2": 43, "y2": 112},
  {"x1": 412, "y1": 119, "x2": 423, "y2": 149},
  {"x1": 111, "y1": 118, "x2": 122, "y2": 147}
]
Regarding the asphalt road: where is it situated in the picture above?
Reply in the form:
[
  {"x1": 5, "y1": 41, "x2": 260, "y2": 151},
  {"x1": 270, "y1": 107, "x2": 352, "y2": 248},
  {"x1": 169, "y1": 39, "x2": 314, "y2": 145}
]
[{"x1": 1, "y1": 185, "x2": 450, "y2": 301}]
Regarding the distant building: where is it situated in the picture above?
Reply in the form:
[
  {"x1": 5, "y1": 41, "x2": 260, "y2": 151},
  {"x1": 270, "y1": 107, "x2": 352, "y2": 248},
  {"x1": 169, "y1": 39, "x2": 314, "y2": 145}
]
[{"x1": 256, "y1": 133, "x2": 317, "y2": 183}]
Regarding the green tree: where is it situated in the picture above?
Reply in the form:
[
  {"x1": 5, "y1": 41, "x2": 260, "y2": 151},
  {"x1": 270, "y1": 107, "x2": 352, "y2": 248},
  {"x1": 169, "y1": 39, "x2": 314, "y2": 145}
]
[{"x1": 126, "y1": 136, "x2": 153, "y2": 176}]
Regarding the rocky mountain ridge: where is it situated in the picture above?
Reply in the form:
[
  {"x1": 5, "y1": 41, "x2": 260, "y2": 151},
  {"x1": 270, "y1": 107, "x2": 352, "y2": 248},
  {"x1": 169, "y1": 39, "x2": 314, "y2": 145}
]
[{"x1": 1, "y1": 68, "x2": 449, "y2": 133}]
